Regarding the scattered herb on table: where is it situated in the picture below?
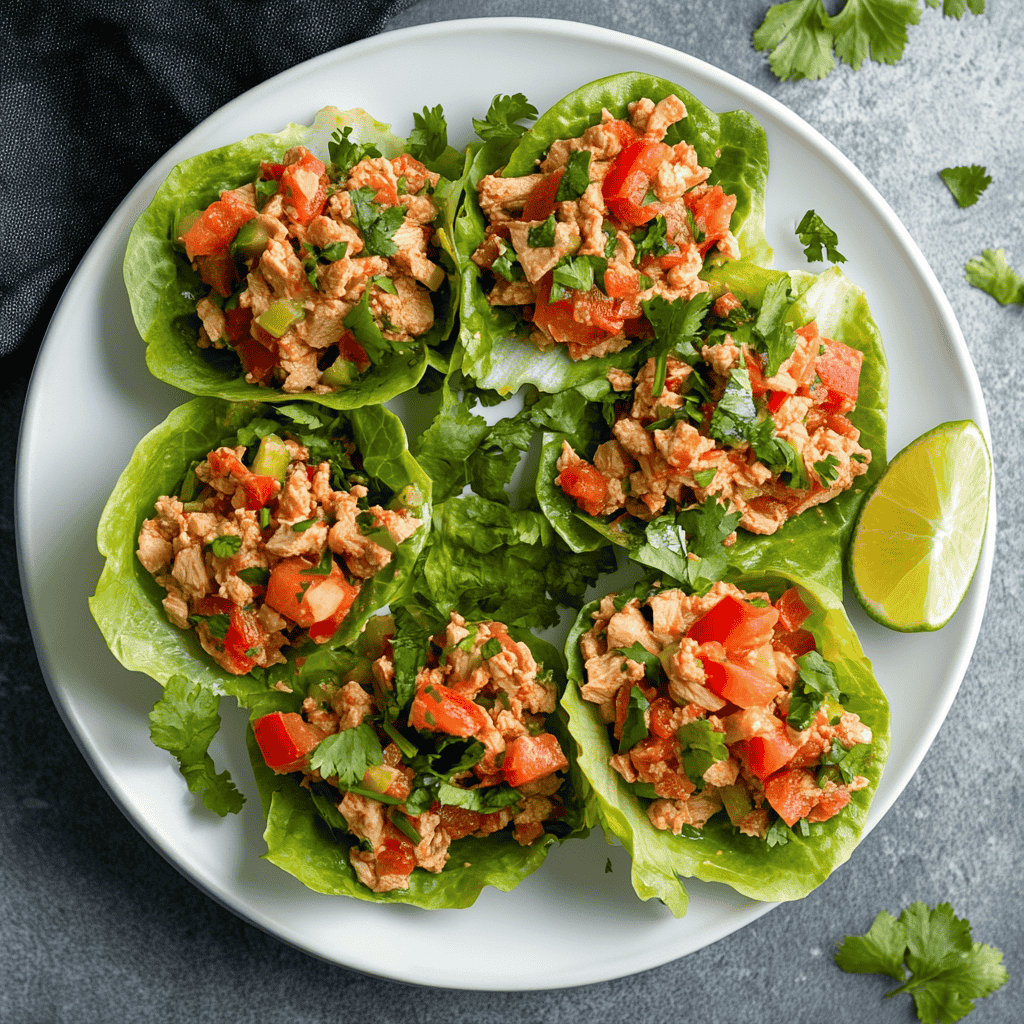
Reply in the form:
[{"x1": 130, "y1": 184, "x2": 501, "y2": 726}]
[{"x1": 939, "y1": 164, "x2": 992, "y2": 208}]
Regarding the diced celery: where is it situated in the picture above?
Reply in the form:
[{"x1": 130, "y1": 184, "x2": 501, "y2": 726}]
[
  {"x1": 230, "y1": 219, "x2": 269, "y2": 262},
  {"x1": 250, "y1": 433, "x2": 290, "y2": 482},
  {"x1": 358, "y1": 614, "x2": 396, "y2": 660},
  {"x1": 256, "y1": 300, "x2": 306, "y2": 338},
  {"x1": 320, "y1": 357, "x2": 359, "y2": 388},
  {"x1": 719, "y1": 784, "x2": 752, "y2": 826}
]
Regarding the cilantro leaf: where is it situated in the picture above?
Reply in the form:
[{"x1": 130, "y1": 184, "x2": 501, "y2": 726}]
[
  {"x1": 555, "y1": 150, "x2": 592, "y2": 202},
  {"x1": 407, "y1": 104, "x2": 448, "y2": 164},
  {"x1": 814, "y1": 453, "x2": 841, "y2": 485},
  {"x1": 328, "y1": 126, "x2": 382, "y2": 178},
  {"x1": 149, "y1": 675, "x2": 244, "y2": 817},
  {"x1": 480, "y1": 637, "x2": 502, "y2": 659},
  {"x1": 965, "y1": 248, "x2": 1024, "y2": 305},
  {"x1": 925, "y1": 0, "x2": 986, "y2": 18},
  {"x1": 492, "y1": 238, "x2": 524, "y2": 283},
  {"x1": 528, "y1": 214, "x2": 557, "y2": 249},
  {"x1": 616, "y1": 643, "x2": 661, "y2": 682},
  {"x1": 675, "y1": 497, "x2": 742, "y2": 593},
  {"x1": 788, "y1": 650, "x2": 842, "y2": 730},
  {"x1": 754, "y1": 276, "x2": 799, "y2": 376},
  {"x1": 819, "y1": 738, "x2": 873, "y2": 786},
  {"x1": 437, "y1": 780, "x2": 523, "y2": 812},
  {"x1": 349, "y1": 187, "x2": 406, "y2": 257},
  {"x1": 796, "y1": 209, "x2": 847, "y2": 264},
  {"x1": 188, "y1": 611, "x2": 230, "y2": 640},
  {"x1": 309, "y1": 722, "x2": 383, "y2": 786},
  {"x1": 472, "y1": 93, "x2": 538, "y2": 142},
  {"x1": 939, "y1": 164, "x2": 992, "y2": 208},
  {"x1": 618, "y1": 685, "x2": 651, "y2": 754},
  {"x1": 753, "y1": 0, "x2": 836, "y2": 82},
  {"x1": 677, "y1": 720, "x2": 728, "y2": 786},
  {"x1": 830, "y1": 0, "x2": 921, "y2": 71},
  {"x1": 835, "y1": 902, "x2": 1008, "y2": 1024},
  {"x1": 206, "y1": 534, "x2": 242, "y2": 558},
  {"x1": 631, "y1": 215, "x2": 676, "y2": 261}
]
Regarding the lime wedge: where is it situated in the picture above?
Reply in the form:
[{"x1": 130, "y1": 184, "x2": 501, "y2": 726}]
[{"x1": 849, "y1": 419, "x2": 991, "y2": 631}]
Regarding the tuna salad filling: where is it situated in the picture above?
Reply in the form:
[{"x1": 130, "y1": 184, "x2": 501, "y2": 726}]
[
  {"x1": 555, "y1": 292, "x2": 871, "y2": 535},
  {"x1": 136, "y1": 433, "x2": 422, "y2": 675},
  {"x1": 470, "y1": 95, "x2": 740, "y2": 361},
  {"x1": 577, "y1": 582, "x2": 874, "y2": 840},
  {"x1": 181, "y1": 143, "x2": 446, "y2": 394},
  {"x1": 252, "y1": 612, "x2": 570, "y2": 893}
]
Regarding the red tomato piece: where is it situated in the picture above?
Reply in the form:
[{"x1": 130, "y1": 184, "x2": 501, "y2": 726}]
[
  {"x1": 224, "y1": 306, "x2": 253, "y2": 345},
  {"x1": 409, "y1": 683, "x2": 490, "y2": 737},
  {"x1": 265, "y1": 556, "x2": 357, "y2": 630},
  {"x1": 572, "y1": 288, "x2": 627, "y2": 335},
  {"x1": 603, "y1": 140, "x2": 671, "y2": 227},
  {"x1": 814, "y1": 338, "x2": 863, "y2": 413},
  {"x1": 558, "y1": 461, "x2": 608, "y2": 517},
  {"x1": 603, "y1": 265, "x2": 642, "y2": 298},
  {"x1": 337, "y1": 330, "x2": 372, "y2": 373},
  {"x1": 259, "y1": 161, "x2": 285, "y2": 181},
  {"x1": 241, "y1": 474, "x2": 280, "y2": 512},
  {"x1": 253, "y1": 711, "x2": 321, "y2": 773},
  {"x1": 744, "y1": 349, "x2": 770, "y2": 396},
  {"x1": 237, "y1": 336, "x2": 277, "y2": 383},
  {"x1": 647, "y1": 697, "x2": 679, "y2": 740},
  {"x1": 376, "y1": 833, "x2": 417, "y2": 877},
  {"x1": 606, "y1": 118, "x2": 641, "y2": 148},
  {"x1": 763, "y1": 767, "x2": 818, "y2": 827},
  {"x1": 774, "y1": 628, "x2": 817, "y2": 658},
  {"x1": 522, "y1": 168, "x2": 565, "y2": 222},
  {"x1": 531, "y1": 274, "x2": 609, "y2": 354},
  {"x1": 687, "y1": 595, "x2": 780, "y2": 652},
  {"x1": 280, "y1": 151, "x2": 328, "y2": 226},
  {"x1": 806, "y1": 787, "x2": 852, "y2": 823},
  {"x1": 701, "y1": 659, "x2": 781, "y2": 708},
  {"x1": 684, "y1": 185, "x2": 737, "y2": 257},
  {"x1": 735, "y1": 717, "x2": 799, "y2": 781},
  {"x1": 774, "y1": 588, "x2": 812, "y2": 633},
  {"x1": 180, "y1": 187, "x2": 257, "y2": 260},
  {"x1": 503, "y1": 733, "x2": 568, "y2": 788},
  {"x1": 766, "y1": 390, "x2": 787, "y2": 413}
]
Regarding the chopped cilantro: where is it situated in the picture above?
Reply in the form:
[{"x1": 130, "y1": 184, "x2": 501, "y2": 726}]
[
  {"x1": 255, "y1": 178, "x2": 279, "y2": 208},
  {"x1": 819, "y1": 738, "x2": 873, "y2": 787},
  {"x1": 298, "y1": 547, "x2": 334, "y2": 576},
  {"x1": 371, "y1": 274, "x2": 398, "y2": 295},
  {"x1": 528, "y1": 214, "x2": 557, "y2": 249},
  {"x1": 965, "y1": 248, "x2": 1024, "y2": 305},
  {"x1": 693, "y1": 467, "x2": 717, "y2": 488},
  {"x1": 149, "y1": 675, "x2": 244, "y2": 816},
  {"x1": 236, "y1": 566, "x2": 270, "y2": 585},
  {"x1": 492, "y1": 238, "x2": 524, "y2": 283},
  {"x1": 677, "y1": 720, "x2": 729, "y2": 787},
  {"x1": 939, "y1": 164, "x2": 992, "y2": 208},
  {"x1": 349, "y1": 187, "x2": 406, "y2": 258},
  {"x1": 631, "y1": 216, "x2": 676, "y2": 261},
  {"x1": 551, "y1": 254, "x2": 609, "y2": 300},
  {"x1": 188, "y1": 612, "x2": 230, "y2": 640},
  {"x1": 206, "y1": 534, "x2": 242, "y2": 558},
  {"x1": 291, "y1": 518, "x2": 317, "y2": 532},
  {"x1": 555, "y1": 150, "x2": 592, "y2": 202},
  {"x1": 788, "y1": 650, "x2": 842, "y2": 730},
  {"x1": 472, "y1": 93, "x2": 538, "y2": 142},
  {"x1": 328, "y1": 125, "x2": 382, "y2": 178},
  {"x1": 309, "y1": 723, "x2": 383, "y2": 787},
  {"x1": 674, "y1": 497, "x2": 742, "y2": 594},
  {"x1": 616, "y1": 642, "x2": 661, "y2": 682},
  {"x1": 618, "y1": 685, "x2": 651, "y2": 754},
  {"x1": 835, "y1": 901, "x2": 1008, "y2": 1023},
  {"x1": 814, "y1": 453, "x2": 841, "y2": 486},
  {"x1": 437, "y1": 780, "x2": 523, "y2": 812},
  {"x1": 407, "y1": 104, "x2": 448, "y2": 163},
  {"x1": 480, "y1": 637, "x2": 502, "y2": 659},
  {"x1": 605, "y1": 858, "x2": 613, "y2": 874},
  {"x1": 754, "y1": 276, "x2": 798, "y2": 376},
  {"x1": 796, "y1": 209, "x2": 846, "y2": 264}
]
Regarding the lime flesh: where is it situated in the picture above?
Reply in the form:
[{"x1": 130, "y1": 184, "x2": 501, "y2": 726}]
[{"x1": 849, "y1": 420, "x2": 991, "y2": 631}]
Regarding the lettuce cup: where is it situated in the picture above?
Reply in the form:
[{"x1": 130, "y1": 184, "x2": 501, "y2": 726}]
[
  {"x1": 562, "y1": 569, "x2": 889, "y2": 917},
  {"x1": 246, "y1": 610, "x2": 584, "y2": 907},
  {"x1": 535, "y1": 263, "x2": 889, "y2": 597},
  {"x1": 125, "y1": 106, "x2": 463, "y2": 408},
  {"x1": 90, "y1": 397, "x2": 430, "y2": 706},
  {"x1": 455, "y1": 72, "x2": 772, "y2": 395}
]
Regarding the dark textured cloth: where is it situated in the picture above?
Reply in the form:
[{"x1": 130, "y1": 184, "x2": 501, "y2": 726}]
[{"x1": 0, "y1": 0, "x2": 419, "y2": 359}]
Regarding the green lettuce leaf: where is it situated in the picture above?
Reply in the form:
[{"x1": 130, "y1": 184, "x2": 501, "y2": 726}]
[
  {"x1": 562, "y1": 569, "x2": 890, "y2": 916},
  {"x1": 534, "y1": 262, "x2": 889, "y2": 596},
  {"x1": 246, "y1": 623, "x2": 585, "y2": 907},
  {"x1": 124, "y1": 106, "x2": 462, "y2": 409},
  {"x1": 89, "y1": 397, "x2": 431, "y2": 708},
  {"x1": 453, "y1": 72, "x2": 772, "y2": 395}
]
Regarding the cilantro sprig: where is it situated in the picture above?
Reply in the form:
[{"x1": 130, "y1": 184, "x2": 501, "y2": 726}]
[
  {"x1": 472, "y1": 93, "x2": 538, "y2": 141},
  {"x1": 965, "y1": 248, "x2": 1024, "y2": 306},
  {"x1": 835, "y1": 902, "x2": 1008, "y2": 1023},
  {"x1": 796, "y1": 210, "x2": 846, "y2": 264},
  {"x1": 349, "y1": 188, "x2": 406, "y2": 257},
  {"x1": 939, "y1": 164, "x2": 992, "y2": 208}
]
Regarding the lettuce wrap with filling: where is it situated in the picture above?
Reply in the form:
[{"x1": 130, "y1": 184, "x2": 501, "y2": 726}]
[
  {"x1": 89, "y1": 396, "x2": 431, "y2": 709},
  {"x1": 535, "y1": 263, "x2": 888, "y2": 597},
  {"x1": 454, "y1": 72, "x2": 772, "y2": 395},
  {"x1": 562, "y1": 569, "x2": 889, "y2": 917},
  {"x1": 125, "y1": 106, "x2": 463, "y2": 408}
]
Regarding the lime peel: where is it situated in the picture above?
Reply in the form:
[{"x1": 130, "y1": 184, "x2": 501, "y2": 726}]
[{"x1": 849, "y1": 420, "x2": 991, "y2": 632}]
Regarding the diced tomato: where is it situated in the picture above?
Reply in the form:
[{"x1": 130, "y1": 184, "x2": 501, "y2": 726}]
[
  {"x1": 684, "y1": 185, "x2": 736, "y2": 257},
  {"x1": 265, "y1": 556, "x2": 358, "y2": 630},
  {"x1": 774, "y1": 628, "x2": 817, "y2": 658},
  {"x1": 376, "y1": 833, "x2": 417, "y2": 877},
  {"x1": 647, "y1": 697, "x2": 679, "y2": 740},
  {"x1": 522, "y1": 168, "x2": 565, "y2": 222},
  {"x1": 437, "y1": 804, "x2": 485, "y2": 841},
  {"x1": 806, "y1": 787, "x2": 852, "y2": 823},
  {"x1": 572, "y1": 288, "x2": 628, "y2": 335},
  {"x1": 237, "y1": 336, "x2": 277, "y2": 383},
  {"x1": 736, "y1": 718, "x2": 799, "y2": 781},
  {"x1": 701, "y1": 658, "x2": 781, "y2": 708},
  {"x1": 280, "y1": 150, "x2": 328, "y2": 226},
  {"x1": 774, "y1": 588, "x2": 812, "y2": 633},
  {"x1": 745, "y1": 349, "x2": 770, "y2": 396},
  {"x1": 602, "y1": 140, "x2": 672, "y2": 227},
  {"x1": 687, "y1": 595, "x2": 779, "y2": 652},
  {"x1": 766, "y1": 390, "x2": 787, "y2": 413},
  {"x1": 558, "y1": 461, "x2": 608, "y2": 517},
  {"x1": 503, "y1": 733, "x2": 568, "y2": 788},
  {"x1": 606, "y1": 118, "x2": 641, "y2": 148},
  {"x1": 307, "y1": 589, "x2": 358, "y2": 645},
  {"x1": 336, "y1": 330, "x2": 371, "y2": 373},
  {"x1": 391, "y1": 153, "x2": 434, "y2": 194},
  {"x1": 409, "y1": 683, "x2": 490, "y2": 737},
  {"x1": 180, "y1": 187, "x2": 257, "y2": 260},
  {"x1": 241, "y1": 474, "x2": 279, "y2": 512},
  {"x1": 763, "y1": 767, "x2": 818, "y2": 827},
  {"x1": 224, "y1": 306, "x2": 253, "y2": 346},
  {"x1": 712, "y1": 291, "x2": 743, "y2": 317},
  {"x1": 531, "y1": 273, "x2": 609, "y2": 352},
  {"x1": 814, "y1": 338, "x2": 863, "y2": 413},
  {"x1": 259, "y1": 161, "x2": 285, "y2": 181},
  {"x1": 603, "y1": 265, "x2": 642, "y2": 298},
  {"x1": 253, "y1": 711, "x2": 321, "y2": 773},
  {"x1": 657, "y1": 250, "x2": 688, "y2": 269}
]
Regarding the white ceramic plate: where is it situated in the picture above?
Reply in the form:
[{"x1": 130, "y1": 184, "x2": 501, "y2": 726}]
[{"x1": 17, "y1": 18, "x2": 994, "y2": 991}]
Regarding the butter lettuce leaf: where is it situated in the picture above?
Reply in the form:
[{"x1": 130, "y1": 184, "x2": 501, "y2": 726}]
[
  {"x1": 125, "y1": 106, "x2": 462, "y2": 409},
  {"x1": 454, "y1": 72, "x2": 772, "y2": 395},
  {"x1": 562, "y1": 569, "x2": 889, "y2": 915}
]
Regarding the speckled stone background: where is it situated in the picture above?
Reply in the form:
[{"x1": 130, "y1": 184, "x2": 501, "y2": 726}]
[{"x1": 3, "y1": 2, "x2": 1022, "y2": 1021}]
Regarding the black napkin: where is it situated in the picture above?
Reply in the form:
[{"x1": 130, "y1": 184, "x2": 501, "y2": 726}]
[{"x1": 1, "y1": 0, "x2": 420, "y2": 360}]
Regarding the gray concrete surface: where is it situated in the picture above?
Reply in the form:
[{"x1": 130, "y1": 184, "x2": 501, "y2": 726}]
[{"x1": 3, "y1": 1, "x2": 1022, "y2": 1021}]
